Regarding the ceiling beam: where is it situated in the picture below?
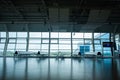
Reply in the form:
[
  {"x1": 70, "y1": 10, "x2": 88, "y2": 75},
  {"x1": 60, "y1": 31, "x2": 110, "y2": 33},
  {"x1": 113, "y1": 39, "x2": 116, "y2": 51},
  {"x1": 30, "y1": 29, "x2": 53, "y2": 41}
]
[
  {"x1": 42, "y1": 0, "x2": 49, "y2": 20},
  {"x1": 1, "y1": 0, "x2": 25, "y2": 19}
]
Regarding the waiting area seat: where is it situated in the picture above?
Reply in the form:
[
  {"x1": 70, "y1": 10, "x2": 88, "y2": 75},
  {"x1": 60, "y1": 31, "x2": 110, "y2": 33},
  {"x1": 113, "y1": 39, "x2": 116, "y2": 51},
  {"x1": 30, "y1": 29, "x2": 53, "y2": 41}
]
[
  {"x1": 84, "y1": 52, "x2": 97, "y2": 57},
  {"x1": 84, "y1": 52, "x2": 103, "y2": 58},
  {"x1": 14, "y1": 51, "x2": 37, "y2": 57},
  {"x1": 72, "y1": 52, "x2": 103, "y2": 58},
  {"x1": 14, "y1": 51, "x2": 48, "y2": 57},
  {"x1": 14, "y1": 51, "x2": 120, "y2": 58}
]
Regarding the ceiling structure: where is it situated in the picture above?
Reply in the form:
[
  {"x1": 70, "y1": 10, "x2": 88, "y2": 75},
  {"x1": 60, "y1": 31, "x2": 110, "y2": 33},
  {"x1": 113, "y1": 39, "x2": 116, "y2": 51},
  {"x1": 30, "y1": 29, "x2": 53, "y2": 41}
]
[{"x1": 0, "y1": 0, "x2": 120, "y2": 32}]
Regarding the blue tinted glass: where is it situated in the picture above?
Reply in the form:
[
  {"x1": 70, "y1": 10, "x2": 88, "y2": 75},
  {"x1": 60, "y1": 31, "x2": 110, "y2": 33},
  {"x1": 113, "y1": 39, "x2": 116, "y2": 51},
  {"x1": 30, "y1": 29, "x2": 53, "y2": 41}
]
[{"x1": 101, "y1": 33, "x2": 109, "y2": 38}]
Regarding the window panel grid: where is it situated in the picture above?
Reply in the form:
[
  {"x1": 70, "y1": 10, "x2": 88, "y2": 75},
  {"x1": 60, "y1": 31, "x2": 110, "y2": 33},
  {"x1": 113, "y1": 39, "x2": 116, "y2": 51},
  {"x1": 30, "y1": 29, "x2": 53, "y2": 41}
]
[
  {"x1": 16, "y1": 44, "x2": 26, "y2": 49},
  {"x1": 0, "y1": 32, "x2": 111, "y2": 56},
  {"x1": 0, "y1": 44, "x2": 5, "y2": 49},
  {"x1": 9, "y1": 32, "x2": 17, "y2": 38},
  {"x1": 29, "y1": 44, "x2": 40, "y2": 50},
  {"x1": 51, "y1": 32, "x2": 58, "y2": 38},
  {"x1": 0, "y1": 32, "x2": 6, "y2": 37},
  {"x1": 29, "y1": 39, "x2": 41, "y2": 43},
  {"x1": 29, "y1": 32, "x2": 41, "y2": 38},
  {"x1": 0, "y1": 39, "x2": 6, "y2": 43},
  {"x1": 17, "y1": 39, "x2": 27, "y2": 43},
  {"x1": 9, "y1": 39, "x2": 16, "y2": 43},
  {"x1": 72, "y1": 33, "x2": 84, "y2": 38},
  {"x1": 17, "y1": 32, "x2": 27, "y2": 38},
  {"x1": 7, "y1": 44, "x2": 15, "y2": 50}
]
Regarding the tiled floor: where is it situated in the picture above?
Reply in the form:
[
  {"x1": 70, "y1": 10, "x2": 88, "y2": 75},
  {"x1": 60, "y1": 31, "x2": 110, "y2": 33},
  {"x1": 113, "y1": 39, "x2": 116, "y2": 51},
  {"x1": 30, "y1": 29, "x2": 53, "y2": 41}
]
[{"x1": 0, "y1": 57, "x2": 120, "y2": 80}]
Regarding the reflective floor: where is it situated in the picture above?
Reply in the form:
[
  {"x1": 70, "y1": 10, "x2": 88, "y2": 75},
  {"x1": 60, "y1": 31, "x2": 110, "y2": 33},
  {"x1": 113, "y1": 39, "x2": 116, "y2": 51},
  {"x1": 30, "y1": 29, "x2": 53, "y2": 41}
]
[{"x1": 0, "y1": 57, "x2": 120, "y2": 80}]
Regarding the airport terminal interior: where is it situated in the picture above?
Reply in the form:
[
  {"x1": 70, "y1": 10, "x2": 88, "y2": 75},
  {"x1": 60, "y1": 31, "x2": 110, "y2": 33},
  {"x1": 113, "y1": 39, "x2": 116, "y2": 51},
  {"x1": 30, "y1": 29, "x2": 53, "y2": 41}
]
[{"x1": 0, "y1": 0, "x2": 120, "y2": 80}]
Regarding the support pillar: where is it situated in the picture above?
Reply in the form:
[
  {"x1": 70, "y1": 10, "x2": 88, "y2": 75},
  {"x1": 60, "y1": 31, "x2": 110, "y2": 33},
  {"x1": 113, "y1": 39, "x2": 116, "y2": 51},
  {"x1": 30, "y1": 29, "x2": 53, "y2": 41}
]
[
  {"x1": 48, "y1": 26, "x2": 51, "y2": 57},
  {"x1": 71, "y1": 29, "x2": 73, "y2": 56},
  {"x1": 3, "y1": 24, "x2": 8, "y2": 57},
  {"x1": 92, "y1": 32, "x2": 95, "y2": 52},
  {"x1": 26, "y1": 24, "x2": 29, "y2": 51}
]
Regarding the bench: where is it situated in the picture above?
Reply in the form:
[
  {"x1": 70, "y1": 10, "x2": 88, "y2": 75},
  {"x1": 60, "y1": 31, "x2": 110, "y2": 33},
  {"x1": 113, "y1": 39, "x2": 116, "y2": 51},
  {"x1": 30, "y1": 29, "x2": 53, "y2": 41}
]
[
  {"x1": 14, "y1": 51, "x2": 48, "y2": 57},
  {"x1": 84, "y1": 52, "x2": 103, "y2": 57},
  {"x1": 14, "y1": 51, "x2": 38, "y2": 57}
]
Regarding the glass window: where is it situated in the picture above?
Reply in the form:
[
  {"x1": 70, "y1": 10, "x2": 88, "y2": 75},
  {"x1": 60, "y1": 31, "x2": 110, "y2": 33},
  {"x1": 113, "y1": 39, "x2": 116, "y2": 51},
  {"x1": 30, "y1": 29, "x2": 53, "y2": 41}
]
[
  {"x1": 73, "y1": 39, "x2": 84, "y2": 44},
  {"x1": 29, "y1": 39, "x2": 41, "y2": 43},
  {"x1": 103, "y1": 47, "x2": 111, "y2": 56},
  {"x1": 85, "y1": 40, "x2": 92, "y2": 44},
  {"x1": 104, "y1": 48, "x2": 111, "y2": 51},
  {"x1": 59, "y1": 50, "x2": 71, "y2": 52},
  {"x1": 41, "y1": 50, "x2": 48, "y2": 53},
  {"x1": 73, "y1": 44, "x2": 79, "y2": 49},
  {"x1": 0, "y1": 39, "x2": 6, "y2": 43},
  {"x1": 72, "y1": 33, "x2": 84, "y2": 38},
  {"x1": 17, "y1": 32, "x2": 27, "y2": 38},
  {"x1": 42, "y1": 32, "x2": 49, "y2": 38},
  {"x1": 29, "y1": 50, "x2": 39, "y2": 52},
  {"x1": 59, "y1": 45, "x2": 71, "y2": 49},
  {"x1": 7, "y1": 50, "x2": 14, "y2": 52},
  {"x1": 29, "y1": 44, "x2": 40, "y2": 50},
  {"x1": 50, "y1": 44, "x2": 58, "y2": 49},
  {"x1": 29, "y1": 32, "x2": 41, "y2": 38},
  {"x1": 50, "y1": 50, "x2": 58, "y2": 53},
  {"x1": 84, "y1": 46, "x2": 90, "y2": 52},
  {"x1": 0, "y1": 50, "x2": 4, "y2": 52},
  {"x1": 0, "y1": 32, "x2": 6, "y2": 37},
  {"x1": 59, "y1": 39, "x2": 71, "y2": 44},
  {"x1": 42, "y1": 39, "x2": 49, "y2": 43},
  {"x1": 9, "y1": 39, "x2": 16, "y2": 43},
  {"x1": 101, "y1": 33, "x2": 109, "y2": 39},
  {"x1": 0, "y1": 44, "x2": 5, "y2": 49},
  {"x1": 94, "y1": 39, "x2": 100, "y2": 44},
  {"x1": 95, "y1": 45, "x2": 102, "y2": 51},
  {"x1": 115, "y1": 34, "x2": 119, "y2": 41},
  {"x1": 16, "y1": 44, "x2": 26, "y2": 50},
  {"x1": 7, "y1": 44, "x2": 15, "y2": 50},
  {"x1": 101, "y1": 39, "x2": 109, "y2": 43},
  {"x1": 9, "y1": 32, "x2": 16, "y2": 38},
  {"x1": 94, "y1": 33, "x2": 100, "y2": 39},
  {"x1": 84, "y1": 33, "x2": 92, "y2": 38},
  {"x1": 17, "y1": 39, "x2": 26, "y2": 43},
  {"x1": 59, "y1": 32, "x2": 71, "y2": 38},
  {"x1": 51, "y1": 39, "x2": 58, "y2": 43},
  {"x1": 41, "y1": 44, "x2": 49, "y2": 49},
  {"x1": 51, "y1": 32, "x2": 58, "y2": 38}
]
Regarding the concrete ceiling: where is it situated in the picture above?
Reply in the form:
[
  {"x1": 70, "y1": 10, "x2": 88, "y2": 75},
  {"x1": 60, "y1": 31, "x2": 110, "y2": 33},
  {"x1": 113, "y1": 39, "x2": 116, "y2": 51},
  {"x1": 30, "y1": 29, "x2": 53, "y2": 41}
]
[{"x1": 0, "y1": 0, "x2": 120, "y2": 32}]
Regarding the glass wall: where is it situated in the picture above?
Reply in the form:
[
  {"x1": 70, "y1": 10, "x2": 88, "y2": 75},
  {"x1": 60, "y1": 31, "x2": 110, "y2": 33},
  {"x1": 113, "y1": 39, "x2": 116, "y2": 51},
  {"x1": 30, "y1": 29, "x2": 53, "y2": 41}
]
[
  {"x1": 72, "y1": 33, "x2": 84, "y2": 55},
  {"x1": 101, "y1": 33, "x2": 111, "y2": 56},
  {"x1": 7, "y1": 32, "x2": 16, "y2": 56},
  {"x1": 94, "y1": 33, "x2": 111, "y2": 56},
  {"x1": 29, "y1": 32, "x2": 41, "y2": 52},
  {"x1": 7, "y1": 32, "x2": 27, "y2": 56},
  {"x1": 16, "y1": 32, "x2": 27, "y2": 51},
  {"x1": 115, "y1": 34, "x2": 119, "y2": 50},
  {"x1": 115, "y1": 34, "x2": 120, "y2": 56},
  {"x1": 0, "y1": 32, "x2": 6, "y2": 56},
  {"x1": 50, "y1": 32, "x2": 59, "y2": 56},
  {"x1": 0, "y1": 31, "x2": 112, "y2": 57},
  {"x1": 29, "y1": 32, "x2": 49, "y2": 54},
  {"x1": 41, "y1": 32, "x2": 49, "y2": 54},
  {"x1": 50, "y1": 32, "x2": 71, "y2": 56},
  {"x1": 72, "y1": 32, "x2": 93, "y2": 55},
  {"x1": 94, "y1": 33, "x2": 102, "y2": 53},
  {"x1": 59, "y1": 32, "x2": 71, "y2": 56},
  {"x1": 84, "y1": 33, "x2": 93, "y2": 54}
]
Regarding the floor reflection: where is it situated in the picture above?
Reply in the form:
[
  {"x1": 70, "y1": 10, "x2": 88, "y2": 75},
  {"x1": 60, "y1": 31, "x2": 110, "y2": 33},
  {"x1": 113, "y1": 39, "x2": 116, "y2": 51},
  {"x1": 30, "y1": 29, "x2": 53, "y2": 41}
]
[{"x1": 0, "y1": 58, "x2": 120, "y2": 80}]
